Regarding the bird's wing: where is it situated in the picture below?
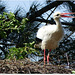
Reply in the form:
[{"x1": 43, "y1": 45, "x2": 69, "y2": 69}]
[
  {"x1": 35, "y1": 37, "x2": 42, "y2": 44},
  {"x1": 37, "y1": 25, "x2": 56, "y2": 40}
]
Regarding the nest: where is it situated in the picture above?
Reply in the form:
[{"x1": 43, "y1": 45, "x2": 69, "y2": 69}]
[{"x1": 0, "y1": 58, "x2": 73, "y2": 74}]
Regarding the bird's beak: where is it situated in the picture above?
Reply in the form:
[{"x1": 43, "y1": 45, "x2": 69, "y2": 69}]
[{"x1": 60, "y1": 12, "x2": 75, "y2": 18}]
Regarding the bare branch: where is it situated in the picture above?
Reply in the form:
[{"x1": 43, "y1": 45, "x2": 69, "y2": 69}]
[
  {"x1": 35, "y1": 18, "x2": 75, "y2": 26},
  {"x1": 28, "y1": 1, "x2": 64, "y2": 21}
]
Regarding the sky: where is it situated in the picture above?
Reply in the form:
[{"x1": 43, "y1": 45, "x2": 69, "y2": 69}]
[
  {"x1": 2, "y1": 0, "x2": 45, "y2": 13},
  {"x1": 1, "y1": 0, "x2": 72, "y2": 18},
  {"x1": 1, "y1": 0, "x2": 74, "y2": 21}
]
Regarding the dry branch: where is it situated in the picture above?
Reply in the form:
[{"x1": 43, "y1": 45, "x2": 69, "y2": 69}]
[
  {"x1": 28, "y1": 1, "x2": 64, "y2": 21},
  {"x1": 35, "y1": 18, "x2": 75, "y2": 26}
]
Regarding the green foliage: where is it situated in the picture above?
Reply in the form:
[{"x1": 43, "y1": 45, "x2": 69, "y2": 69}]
[
  {"x1": 0, "y1": 12, "x2": 28, "y2": 39},
  {"x1": 0, "y1": 12, "x2": 39, "y2": 60},
  {"x1": 0, "y1": 30, "x2": 7, "y2": 38},
  {"x1": 7, "y1": 41, "x2": 40, "y2": 60},
  {"x1": 72, "y1": 71, "x2": 75, "y2": 74}
]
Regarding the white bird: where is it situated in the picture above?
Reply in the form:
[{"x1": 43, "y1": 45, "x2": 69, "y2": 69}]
[{"x1": 34, "y1": 11, "x2": 75, "y2": 65}]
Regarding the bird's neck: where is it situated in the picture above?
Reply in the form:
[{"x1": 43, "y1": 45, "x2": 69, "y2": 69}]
[{"x1": 54, "y1": 18, "x2": 62, "y2": 29}]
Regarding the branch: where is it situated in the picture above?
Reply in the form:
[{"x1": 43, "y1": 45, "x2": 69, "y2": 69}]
[
  {"x1": 35, "y1": 18, "x2": 75, "y2": 26},
  {"x1": 28, "y1": 1, "x2": 64, "y2": 21},
  {"x1": 46, "y1": 7, "x2": 57, "y2": 25}
]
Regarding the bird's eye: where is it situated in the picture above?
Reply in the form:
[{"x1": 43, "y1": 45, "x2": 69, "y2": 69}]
[{"x1": 56, "y1": 14, "x2": 59, "y2": 16}]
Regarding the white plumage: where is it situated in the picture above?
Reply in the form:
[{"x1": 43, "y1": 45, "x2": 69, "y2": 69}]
[
  {"x1": 37, "y1": 24, "x2": 64, "y2": 49},
  {"x1": 35, "y1": 12, "x2": 64, "y2": 50}
]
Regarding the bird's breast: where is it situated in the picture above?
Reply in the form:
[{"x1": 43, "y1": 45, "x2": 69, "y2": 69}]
[
  {"x1": 53, "y1": 28, "x2": 64, "y2": 41},
  {"x1": 41, "y1": 29, "x2": 64, "y2": 50}
]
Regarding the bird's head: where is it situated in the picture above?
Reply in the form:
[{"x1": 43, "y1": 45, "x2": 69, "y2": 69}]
[
  {"x1": 53, "y1": 11, "x2": 75, "y2": 20},
  {"x1": 53, "y1": 12, "x2": 61, "y2": 20}
]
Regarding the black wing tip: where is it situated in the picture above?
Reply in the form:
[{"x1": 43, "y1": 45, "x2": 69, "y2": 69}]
[{"x1": 35, "y1": 37, "x2": 42, "y2": 44}]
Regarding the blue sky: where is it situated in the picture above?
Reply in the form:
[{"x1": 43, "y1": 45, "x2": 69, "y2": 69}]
[
  {"x1": 1, "y1": 0, "x2": 74, "y2": 24},
  {"x1": 1, "y1": 0, "x2": 74, "y2": 25},
  {"x1": 2, "y1": 0, "x2": 45, "y2": 13}
]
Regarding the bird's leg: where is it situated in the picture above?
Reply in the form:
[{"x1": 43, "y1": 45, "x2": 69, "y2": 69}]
[
  {"x1": 44, "y1": 49, "x2": 46, "y2": 65},
  {"x1": 47, "y1": 49, "x2": 51, "y2": 64},
  {"x1": 47, "y1": 53, "x2": 49, "y2": 64}
]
